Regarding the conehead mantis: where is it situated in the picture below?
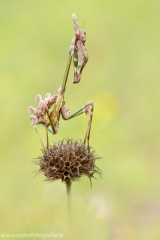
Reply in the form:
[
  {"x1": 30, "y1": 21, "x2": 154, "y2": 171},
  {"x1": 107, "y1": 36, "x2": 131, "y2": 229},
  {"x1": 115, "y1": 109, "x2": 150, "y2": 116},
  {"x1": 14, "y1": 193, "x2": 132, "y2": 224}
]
[{"x1": 28, "y1": 14, "x2": 94, "y2": 149}]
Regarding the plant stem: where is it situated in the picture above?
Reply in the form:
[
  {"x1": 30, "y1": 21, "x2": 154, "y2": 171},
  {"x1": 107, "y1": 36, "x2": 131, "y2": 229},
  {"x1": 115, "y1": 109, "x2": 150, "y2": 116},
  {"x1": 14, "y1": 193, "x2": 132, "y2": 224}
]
[{"x1": 66, "y1": 180, "x2": 72, "y2": 227}]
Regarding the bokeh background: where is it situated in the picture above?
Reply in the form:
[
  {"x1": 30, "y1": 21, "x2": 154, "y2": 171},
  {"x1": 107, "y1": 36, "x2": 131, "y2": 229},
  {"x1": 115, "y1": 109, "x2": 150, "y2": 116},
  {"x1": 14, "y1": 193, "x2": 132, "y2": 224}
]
[{"x1": 0, "y1": 0, "x2": 160, "y2": 239}]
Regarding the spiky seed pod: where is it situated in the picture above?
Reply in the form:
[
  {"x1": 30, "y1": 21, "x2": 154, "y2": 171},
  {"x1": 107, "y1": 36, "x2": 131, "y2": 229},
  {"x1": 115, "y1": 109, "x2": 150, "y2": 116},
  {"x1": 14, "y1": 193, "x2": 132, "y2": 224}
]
[{"x1": 33, "y1": 139, "x2": 102, "y2": 184}]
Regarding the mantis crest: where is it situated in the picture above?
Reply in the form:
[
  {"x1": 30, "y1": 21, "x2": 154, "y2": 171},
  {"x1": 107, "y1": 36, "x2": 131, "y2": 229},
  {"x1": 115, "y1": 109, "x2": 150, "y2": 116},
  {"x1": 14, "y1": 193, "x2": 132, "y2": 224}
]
[{"x1": 28, "y1": 14, "x2": 94, "y2": 148}]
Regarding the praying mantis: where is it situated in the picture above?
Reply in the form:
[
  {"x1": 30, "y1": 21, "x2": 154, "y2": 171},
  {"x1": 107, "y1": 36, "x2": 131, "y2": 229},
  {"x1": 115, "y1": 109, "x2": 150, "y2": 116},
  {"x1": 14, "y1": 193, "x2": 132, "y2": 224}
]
[{"x1": 28, "y1": 14, "x2": 94, "y2": 149}]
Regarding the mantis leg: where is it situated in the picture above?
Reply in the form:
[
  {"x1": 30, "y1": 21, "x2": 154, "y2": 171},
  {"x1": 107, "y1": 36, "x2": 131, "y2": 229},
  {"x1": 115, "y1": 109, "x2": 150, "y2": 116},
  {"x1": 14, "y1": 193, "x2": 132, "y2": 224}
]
[
  {"x1": 45, "y1": 121, "x2": 49, "y2": 149},
  {"x1": 63, "y1": 102, "x2": 94, "y2": 148},
  {"x1": 33, "y1": 124, "x2": 45, "y2": 149},
  {"x1": 42, "y1": 106, "x2": 86, "y2": 134}
]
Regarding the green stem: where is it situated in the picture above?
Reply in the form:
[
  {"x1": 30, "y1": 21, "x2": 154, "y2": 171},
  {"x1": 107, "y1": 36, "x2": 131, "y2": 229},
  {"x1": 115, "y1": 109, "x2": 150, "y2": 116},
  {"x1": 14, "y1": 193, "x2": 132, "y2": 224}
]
[{"x1": 66, "y1": 180, "x2": 72, "y2": 227}]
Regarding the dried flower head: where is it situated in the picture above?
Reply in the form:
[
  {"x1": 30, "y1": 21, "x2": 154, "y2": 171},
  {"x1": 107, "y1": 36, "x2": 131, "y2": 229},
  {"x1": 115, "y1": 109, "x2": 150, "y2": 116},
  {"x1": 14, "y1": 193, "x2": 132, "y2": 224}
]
[{"x1": 33, "y1": 139, "x2": 102, "y2": 184}]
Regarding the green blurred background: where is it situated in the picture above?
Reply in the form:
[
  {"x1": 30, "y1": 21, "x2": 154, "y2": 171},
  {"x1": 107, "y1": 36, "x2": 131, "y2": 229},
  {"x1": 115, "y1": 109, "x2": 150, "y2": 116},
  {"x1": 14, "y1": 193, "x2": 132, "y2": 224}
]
[{"x1": 0, "y1": 0, "x2": 160, "y2": 239}]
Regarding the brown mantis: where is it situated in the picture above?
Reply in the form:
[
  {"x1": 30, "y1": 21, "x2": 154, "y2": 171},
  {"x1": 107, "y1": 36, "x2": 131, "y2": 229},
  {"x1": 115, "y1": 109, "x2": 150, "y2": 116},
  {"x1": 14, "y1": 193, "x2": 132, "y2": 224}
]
[{"x1": 28, "y1": 14, "x2": 94, "y2": 149}]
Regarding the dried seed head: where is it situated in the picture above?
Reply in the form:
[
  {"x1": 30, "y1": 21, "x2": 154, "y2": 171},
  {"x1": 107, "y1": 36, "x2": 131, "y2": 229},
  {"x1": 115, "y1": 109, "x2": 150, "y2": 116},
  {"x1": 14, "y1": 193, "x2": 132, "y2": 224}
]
[{"x1": 33, "y1": 139, "x2": 102, "y2": 184}]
